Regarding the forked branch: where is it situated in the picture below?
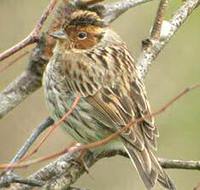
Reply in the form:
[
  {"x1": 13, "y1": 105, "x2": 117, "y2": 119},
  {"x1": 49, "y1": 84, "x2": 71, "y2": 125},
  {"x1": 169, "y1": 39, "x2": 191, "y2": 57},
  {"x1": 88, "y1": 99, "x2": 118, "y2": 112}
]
[
  {"x1": 137, "y1": 0, "x2": 200, "y2": 79},
  {"x1": 0, "y1": 0, "x2": 58, "y2": 62}
]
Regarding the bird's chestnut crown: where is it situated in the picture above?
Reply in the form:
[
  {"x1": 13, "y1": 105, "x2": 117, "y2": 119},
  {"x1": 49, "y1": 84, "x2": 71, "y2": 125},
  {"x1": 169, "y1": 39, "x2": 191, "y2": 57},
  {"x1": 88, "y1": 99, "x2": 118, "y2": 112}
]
[{"x1": 52, "y1": 10, "x2": 106, "y2": 50}]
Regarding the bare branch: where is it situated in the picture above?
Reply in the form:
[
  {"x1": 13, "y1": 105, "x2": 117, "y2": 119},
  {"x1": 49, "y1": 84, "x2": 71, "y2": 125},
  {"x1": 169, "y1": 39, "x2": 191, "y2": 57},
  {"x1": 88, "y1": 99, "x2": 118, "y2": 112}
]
[
  {"x1": 20, "y1": 96, "x2": 80, "y2": 162},
  {"x1": 5, "y1": 150, "x2": 200, "y2": 189},
  {"x1": 159, "y1": 158, "x2": 200, "y2": 170},
  {"x1": 0, "y1": 0, "x2": 58, "y2": 62},
  {"x1": 6, "y1": 150, "x2": 125, "y2": 190},
  {"x1": 0, "y1": 51, "x2": 29, "y2": 73},
  {"x1": 0, "y1": 118, "x2": 53, "y2": 189},
  {"x1": 137, "y1": 0, "x2": 200, "y2": 79},
  {"x1": 0, "y1": 173, "x2": 44, "y2": 189},
  {"x1": 0, "y1": 36, "x2": 49, "y2": 119},
  {"x1": 81, "y1": 0, "x2": 104, "y2": 5},
  {"x1": 150, "y1": 0, "x2": 168, "y2": 40},
  {"x1": 0, "y1": 37, "x2": 35, "y2": 63},
  {"x1": 6, "y1": 117, "x2": 54, "y2": 172},
  {"x1": 102, "y1": 0, "x2": 153, "y2": 23}
]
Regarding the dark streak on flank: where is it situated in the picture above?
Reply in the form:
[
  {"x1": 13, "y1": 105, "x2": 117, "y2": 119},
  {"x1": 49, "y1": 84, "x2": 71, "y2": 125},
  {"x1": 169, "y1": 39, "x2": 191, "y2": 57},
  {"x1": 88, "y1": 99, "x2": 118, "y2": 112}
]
[{"x1": 86, "y1": 82, "x2": 94, "y2": 93}]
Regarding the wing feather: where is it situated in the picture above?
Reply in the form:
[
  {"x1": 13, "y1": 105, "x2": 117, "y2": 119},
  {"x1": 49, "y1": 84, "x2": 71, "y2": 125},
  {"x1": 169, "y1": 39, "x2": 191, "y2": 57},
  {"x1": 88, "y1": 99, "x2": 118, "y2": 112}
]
[{"x1": 63, "y1": 47, "x2": 157, "y2": 150}]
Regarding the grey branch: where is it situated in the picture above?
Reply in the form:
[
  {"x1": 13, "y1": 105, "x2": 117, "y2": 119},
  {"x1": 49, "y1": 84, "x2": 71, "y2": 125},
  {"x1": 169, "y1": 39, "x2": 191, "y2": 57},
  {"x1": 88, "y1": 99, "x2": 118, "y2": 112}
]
[
  {"x1": 6, "y1": 150, "x2": 200, "y2": 190},
  {"x1": 0, "y1": 172, "x2": 44, "y2": 189},
  {"x1": 9, "y1": 117, "x2": 54, "y2": 167},
  {"x1": 137, "y1": 0, "x2": 200, "y2": 79},
  {"x1": 150, "y1": 0, "x2": 168, "y2": 40},
  {"x1": 0, "y1": 117, "x2": 54, "y2": 188},
  {"x1": 0, "y1": 36, "x2": 48, "y2": 119},
  {"x1": 0, "y1": 0, "x2": 200, "y2": 189},
  {"x1": 102, "y1": 0, "x2": 153, "y2": 23},
  {"x1": 159, "y1": 158, "x2": 200, "y2": 170}
]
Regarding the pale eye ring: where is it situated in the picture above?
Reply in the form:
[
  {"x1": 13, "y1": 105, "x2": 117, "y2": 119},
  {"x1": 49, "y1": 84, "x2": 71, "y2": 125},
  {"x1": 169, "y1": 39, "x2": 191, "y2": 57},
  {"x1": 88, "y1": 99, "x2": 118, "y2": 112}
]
[{"x1": 77, "y1": 32, "x2": 87, "y2": 40}]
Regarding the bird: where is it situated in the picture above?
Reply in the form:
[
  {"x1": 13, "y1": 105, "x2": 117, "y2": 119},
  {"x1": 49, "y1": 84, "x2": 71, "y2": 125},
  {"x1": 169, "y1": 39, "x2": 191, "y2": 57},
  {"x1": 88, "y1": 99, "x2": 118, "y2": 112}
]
[{"x1": 43, "y1": 9, "x2": 175, "y2": 190}]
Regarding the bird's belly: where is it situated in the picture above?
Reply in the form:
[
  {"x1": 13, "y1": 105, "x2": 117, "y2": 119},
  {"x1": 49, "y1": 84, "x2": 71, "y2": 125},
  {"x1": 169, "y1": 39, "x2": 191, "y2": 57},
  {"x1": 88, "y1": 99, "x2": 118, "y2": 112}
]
[{"x1": 44, "y1": 79, "x2": 112, "y2": 144}]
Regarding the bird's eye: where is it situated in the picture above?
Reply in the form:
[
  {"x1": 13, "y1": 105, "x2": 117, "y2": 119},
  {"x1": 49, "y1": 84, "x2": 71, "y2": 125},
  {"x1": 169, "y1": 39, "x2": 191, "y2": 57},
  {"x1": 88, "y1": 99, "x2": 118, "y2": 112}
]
[{"x1": 77, "y1": 32, "x2": 87, "y2": 40}]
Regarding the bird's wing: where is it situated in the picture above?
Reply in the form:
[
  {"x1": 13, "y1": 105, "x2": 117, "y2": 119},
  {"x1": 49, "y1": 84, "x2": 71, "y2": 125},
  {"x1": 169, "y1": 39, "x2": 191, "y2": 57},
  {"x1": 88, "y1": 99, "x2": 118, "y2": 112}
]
[
  {"x1": 86, "y1": 74, "x2": 158, "y2": 150},
  {"x1": 63, "y1": 49, "x2": 157, "y2": 149}
]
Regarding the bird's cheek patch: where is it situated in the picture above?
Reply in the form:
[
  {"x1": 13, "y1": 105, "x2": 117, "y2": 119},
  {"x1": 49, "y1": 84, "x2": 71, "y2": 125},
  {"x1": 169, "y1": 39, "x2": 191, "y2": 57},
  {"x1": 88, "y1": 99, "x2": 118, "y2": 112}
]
[{"x1": 74, "y1": 37, "x2": 98, "y2": 49}]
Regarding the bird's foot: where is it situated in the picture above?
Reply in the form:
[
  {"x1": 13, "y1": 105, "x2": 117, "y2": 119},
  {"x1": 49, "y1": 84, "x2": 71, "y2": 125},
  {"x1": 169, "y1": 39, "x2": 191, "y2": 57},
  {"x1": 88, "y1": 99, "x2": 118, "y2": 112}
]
[{"x1": 77, "y1": 148, "x2": 90, "y2": 174}]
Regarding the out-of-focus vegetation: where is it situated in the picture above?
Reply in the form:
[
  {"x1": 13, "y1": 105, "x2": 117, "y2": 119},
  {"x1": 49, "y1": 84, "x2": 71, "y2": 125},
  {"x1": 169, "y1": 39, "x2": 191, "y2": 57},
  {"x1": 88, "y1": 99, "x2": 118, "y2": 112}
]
[{"x1": 0, "y1": 1, "x2": 200, "y2": 189}]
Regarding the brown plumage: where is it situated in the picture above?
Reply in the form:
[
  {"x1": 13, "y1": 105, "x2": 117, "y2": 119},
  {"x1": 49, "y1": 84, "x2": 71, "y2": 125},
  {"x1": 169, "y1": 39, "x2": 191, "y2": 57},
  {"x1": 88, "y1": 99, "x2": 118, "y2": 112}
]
[{"x1": 43, "y1": 10, "x2": 175, "y2": 190}]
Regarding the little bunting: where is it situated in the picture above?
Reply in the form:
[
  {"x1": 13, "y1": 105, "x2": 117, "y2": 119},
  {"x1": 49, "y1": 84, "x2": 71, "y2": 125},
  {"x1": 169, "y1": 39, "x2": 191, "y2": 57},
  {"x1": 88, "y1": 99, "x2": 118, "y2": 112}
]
[{"x1": 43, "y1": 10, "x2": 175, "y2": 190}]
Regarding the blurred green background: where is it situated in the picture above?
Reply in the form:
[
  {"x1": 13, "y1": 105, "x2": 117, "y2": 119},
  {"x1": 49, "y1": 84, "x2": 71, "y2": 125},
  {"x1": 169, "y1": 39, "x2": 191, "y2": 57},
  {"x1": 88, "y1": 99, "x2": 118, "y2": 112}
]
[{"x1": 0, "y1": 0, "x2": 200, "y2": 189}]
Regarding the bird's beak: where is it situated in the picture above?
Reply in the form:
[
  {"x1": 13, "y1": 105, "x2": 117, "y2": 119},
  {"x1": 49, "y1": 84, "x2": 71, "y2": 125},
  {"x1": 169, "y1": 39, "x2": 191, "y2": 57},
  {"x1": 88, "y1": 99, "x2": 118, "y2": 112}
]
[{"x1": 50, "y1": 30, "x2": 68, "y2": 40}]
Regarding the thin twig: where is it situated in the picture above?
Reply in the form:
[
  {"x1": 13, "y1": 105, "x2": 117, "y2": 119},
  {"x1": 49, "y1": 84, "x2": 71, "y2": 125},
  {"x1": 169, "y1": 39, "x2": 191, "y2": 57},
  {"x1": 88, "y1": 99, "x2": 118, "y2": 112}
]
[
  {"x1": 0, "y1": 37, "x2": 34, "y2": 63},
  {"x1": 2, "y1": 117, "x2": 54, "y2": 174},
  {"x1": 33, "y1": 0, "x2": 58, "y2": 35},
  {"x1": 0, "y1": 51, "x2": 29, "y2": 73},
  {"x1": 0, "y1": 117, "x2": 53, "y2": 189},
  {"x1": 0, "y1": 0, "x2": 58, "y2": 62},
  {"x1": 82, "y1": 0, "x2": 104, "y2": 5},
  {"x1": 151, "y1": 0, "x2": 168, "y2": 40},
  {"x1": 0, "y1": 146, "x2": 72, "y2": 169},
  {"x1": 19, "y1": 96, "x2": 80, "y2": 162},
  {"x1": 137, "y1": 0, "x2": 200, "y2": 79}
]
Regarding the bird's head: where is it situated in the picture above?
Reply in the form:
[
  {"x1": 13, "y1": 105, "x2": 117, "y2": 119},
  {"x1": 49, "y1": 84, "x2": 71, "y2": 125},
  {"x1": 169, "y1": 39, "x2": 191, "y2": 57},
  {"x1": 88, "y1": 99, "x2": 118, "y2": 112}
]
[{"x1": 50, "y1": 10, "x2": 107, "y2": 50}]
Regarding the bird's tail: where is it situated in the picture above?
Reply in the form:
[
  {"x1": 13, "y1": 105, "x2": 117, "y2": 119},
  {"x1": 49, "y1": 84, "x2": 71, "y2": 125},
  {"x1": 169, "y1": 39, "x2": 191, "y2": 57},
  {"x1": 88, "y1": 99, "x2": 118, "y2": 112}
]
[{"x1": 124, "y1": 143, "x2": 176, "y2": 190}]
